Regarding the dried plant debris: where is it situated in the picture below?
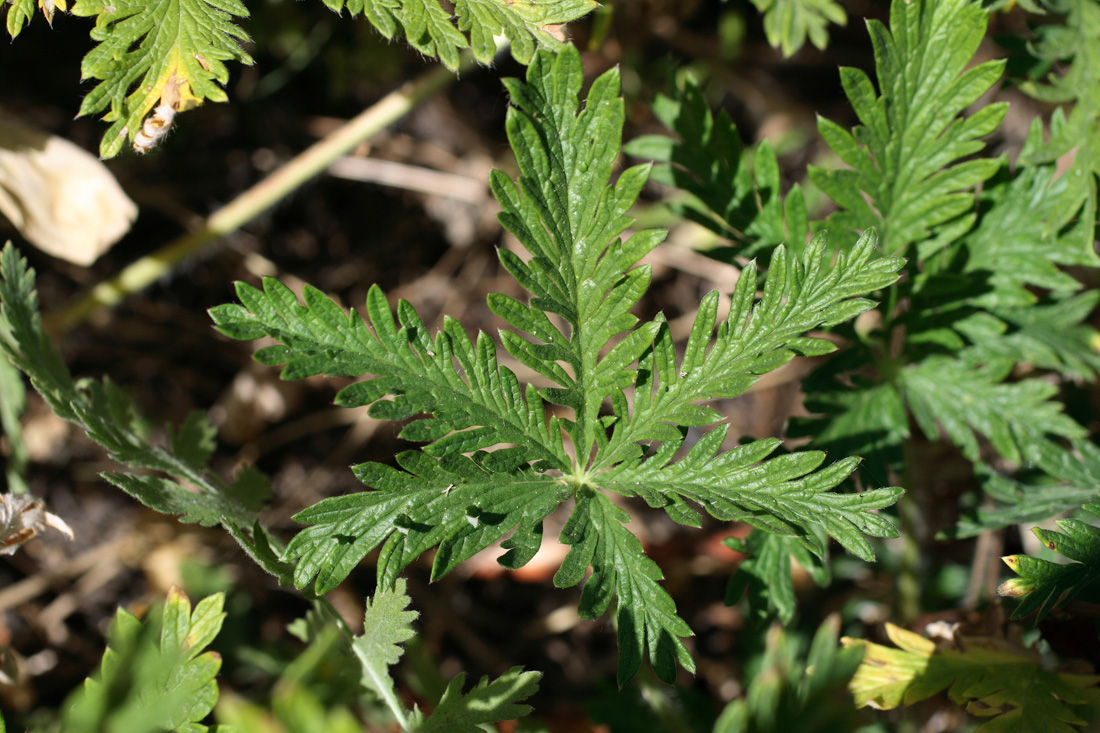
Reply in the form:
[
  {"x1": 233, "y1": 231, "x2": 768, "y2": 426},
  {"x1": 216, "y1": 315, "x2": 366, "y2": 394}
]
[{"x1": 0, "y1": 492, "x2": 73, "y2": 555}]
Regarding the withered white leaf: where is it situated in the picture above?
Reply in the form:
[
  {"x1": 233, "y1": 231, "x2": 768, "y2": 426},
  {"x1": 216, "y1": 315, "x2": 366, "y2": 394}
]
[{"x1": 0, "y1": 118, "x2": 137, "y2": 266}]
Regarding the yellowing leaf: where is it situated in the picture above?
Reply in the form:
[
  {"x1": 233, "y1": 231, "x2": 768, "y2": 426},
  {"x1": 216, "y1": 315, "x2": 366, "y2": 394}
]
[
  {"x1": 3, "y1": 0, "x2": 34, "y2": 36},
  {"x1": 844, "y1": 623, "x2": 1100, "y2": 732},
  {"x1": 71, "y1": 0, "x2": 253, "y2": 158}
]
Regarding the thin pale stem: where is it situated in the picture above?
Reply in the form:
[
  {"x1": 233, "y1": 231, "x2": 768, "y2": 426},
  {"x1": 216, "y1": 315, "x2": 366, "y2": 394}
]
[{"x1": 44, "y1": 47, "x2": 497, "y2": 335}]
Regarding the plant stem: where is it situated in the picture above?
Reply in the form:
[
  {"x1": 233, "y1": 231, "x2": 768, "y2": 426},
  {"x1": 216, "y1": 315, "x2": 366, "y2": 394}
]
[
  {"x1": 897, "y1": 439, "x2": 922, "y2": 624},
  {"x1": 44, "y1": 50, "x2": 487, "y2": 335}
]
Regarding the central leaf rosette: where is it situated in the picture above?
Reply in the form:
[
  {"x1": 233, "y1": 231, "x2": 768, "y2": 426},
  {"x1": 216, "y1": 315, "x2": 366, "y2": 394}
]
[{"x1": 210, "y1": 44, "x2": 905, "y2": 684}]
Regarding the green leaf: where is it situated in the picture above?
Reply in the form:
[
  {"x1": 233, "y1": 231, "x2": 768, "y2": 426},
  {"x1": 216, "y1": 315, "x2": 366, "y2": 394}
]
[
  {"x1": 212, "y1": 280, "x2": 569, "y2": 471},
  {"x1": 0, "y1": 347, "x2": 29, "y2": 494},
  {"x1": 899, "y1": 353, "x2": 1086, "y2": 464},
  {"x1": 491, "y1": 45, "x2": 673, "y2": 461},
  {"x1": 417, "y1": 667, "x2": 540, "y2": 732},
  {"x1": 63, "y1": 588, "x2": 227, "y2": 733},
  {"x1": 749, "y1": 0, "x2": 847, "y2": 57},
  {"x1": 1017, "y1": 0, "x2": 1100, "y2": 237},
  {"x1": 947, "y1": 457, "x2": 1100, "y2": 540},
  {"x1": 933, "y1": 150, "x2": 1097, "y2": 299},
  {"x1": 3, "y1": 0, "x2": 36, "y2": 38},
  {"x1": 809, "y1": 0, "x2": 1007, "y2": 254},
  {"x1": 792, "y1": 368, "x2": 909, "y2": 485},
  {"x1": 960, "y1": 295, "x2": 1100, "y2": 381},
  {"x1": 329, "y1": 0, "x2": 596, "y2": 69},
  {"x1": 71, "y1": 0, "x2": 253, "y2": 158},
  {"x1": 714, "y1": 615, "x2": 862, "y2": 733},
  {"x1": 1001, "y1": 501, "x2": 1100, "y2": 621},
  {"x1": 624, "y1": 78, "x2": 808, "y2": 258},
  {"x1": 284, "y1": 451, "x2": 570, "y2": 594},
  {"x1": 220, "y1": 45, "x2": 906, "y2": 686},
  {"x1": 455, "y1": 0, "x2": 597, "y2": 65},
  {"x1": 553, "y1": 488, "x2": 695, "y2": 687},
  {"x1": 0, "y1": 244, "x2": 283, "y2": 577},
  {"x1": 724, "y1": 529, "x2": 830, "y2": 625},
  {"x1": 101, "y1": 472, "x2": 258, "y2": 529},
  {"x1": 845, "y1": 622, "x2": 1100, "y2": 731},
  {"x1": 352, "y1": 578, "x2": 419, "y2": 726},
  {"x1": 602, "y1": 425, "x2": 902, "y2": 563},
  {"x1": 598, "y1": 229, "x2": 905, "y2": 468}
]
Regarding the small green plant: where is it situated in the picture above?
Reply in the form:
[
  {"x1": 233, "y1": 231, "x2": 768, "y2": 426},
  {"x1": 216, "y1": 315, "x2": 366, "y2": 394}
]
[
  {"x1": 209, "y1": 44, "x2": 904, "y2": 685},
  {"x1": 62, "y1": 587, "x2": 228, "y2": 733},
  {"x1": 0, "y1": 36, "x2": 907, "y2": 725},
  {"x1": 748, "y1": 0, "x2": 847, "y2": 57},
  {"x1": 3, "y1": 0, "x2": 1100, "y2": 729}
]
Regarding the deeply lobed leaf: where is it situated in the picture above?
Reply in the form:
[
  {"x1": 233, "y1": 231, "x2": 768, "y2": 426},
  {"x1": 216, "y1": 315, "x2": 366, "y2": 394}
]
[
  {"x1": 326, "y1": 0, "x2": 596, "y2": 69},
  {"x1": 285, "y1": 452, "x2": 569, "y2": 595},
  {"x1": 809, "y1": 0, "x2": 1007, "y2": 255},
  {"x1": 1000, "y1": 500, "x2": 1100, "y2": 621},
  {"x1": 211, "y1": 279, "x2": 569, "y2": 470},
  {"x1": 416, "y1": 667, "x2": 540, "y2": 732},
  {"x1": 624, "y1": 78, "x2": 808, "y2": 259},
  {"x1": 62, "y1": 588, "x2": 227, "y2": 733},
  {"x1": 750, "y1": 0, "x2": 847, "y2": 56},
  {"x1": 553, "y1": 488, "x2": 695, "y2": 686},
  {"x1": 845, "y1": 623, "x2": 1100, "y2": 731},
  {"x1": 900, "y1": 353, "x2": 1085, "y2": 464},
  {"x1": 0, "y1": 244, "x2": 289, "y2": 584},
  {"x1": 601, "y1": 424, "x2": 902, "y2": 562},
  {"x1": 216, "y1": 45, "x2": 906, "y2": 685},
  {"x1": 947, "y1": 441, "x2": 1100, "y2": 539},
  {"x1": 72, "y1": 0, "x2": 253, "y2": 158},
  {"x1": 598, "y1": 229, "x2": 904, "y2": 469}
]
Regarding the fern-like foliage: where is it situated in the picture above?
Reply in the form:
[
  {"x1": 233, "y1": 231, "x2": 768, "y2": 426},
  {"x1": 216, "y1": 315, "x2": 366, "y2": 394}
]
[
  {"x1": 790, "y1": 0, "x2": 1093, "y2": 506},
  {"x1": 930, "y1": 126, "x2": 1098, "y2": 303},
  {"x1": 212, "y1": 45, "x2": 905, "y2": 684},
  {"x1": 724, "y1": 529, "x2": 829, "y2": 625},
  {"x1": 1015, "y1": 0, "x2": 1100, "y2": 233},
  {"x1": 317, "y1": 0, "x2": 596, "y2": 69},
  {"x1": 749, "y1": 0, "x2": 846, "y2": 57},
  {"x1": 0, "y1": 243, "x2": 291, "y2": 583},
  {"x1": 62, "y1": 588, "x2": 227, "y2": 733},
  {"x1": 900, "y1": 354, "x2": 1085, "y2": 464},
  {"x1": 624, "y1": 77, "x2": 808, "y2": 261},
  {"x1": 808, "y1": 0, "x2": 1006, "y2": 256},
  {"x1": 6, "y1": 0, "x2": 596, "y2": 157},
  {"x1": 948, "y1": 443, "x2": 1100, "y2": 539},
  {"x1": 844, "y1": 623, "x2": 1100, "y2": 732},
  {"x1": 413, "y1": 667, "x2": 540, "y2": 732},
  {"x1": 70, "y1": 0, "x2": 253, "y2": 158},
  {"x1": 352, "y1": 579, "x2": 540, "y2": 731},
  {"x1": 714, "y1": 615, "x2": 862, "y2": 732},
  {"x1": 354, "y1": 578, "x2": 421, "y2": 726},
  {"x1": 1000, "y1": 500, "x2": 1100, "y2": 621},
  {"x1": 635, "y1": 0, "x2": 1096, "y2": 622}
]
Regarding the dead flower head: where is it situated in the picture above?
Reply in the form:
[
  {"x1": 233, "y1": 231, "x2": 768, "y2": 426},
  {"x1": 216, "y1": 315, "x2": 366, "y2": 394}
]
[{"x1": 0, "y1": 493, "x2": 73, "y2": 555}]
